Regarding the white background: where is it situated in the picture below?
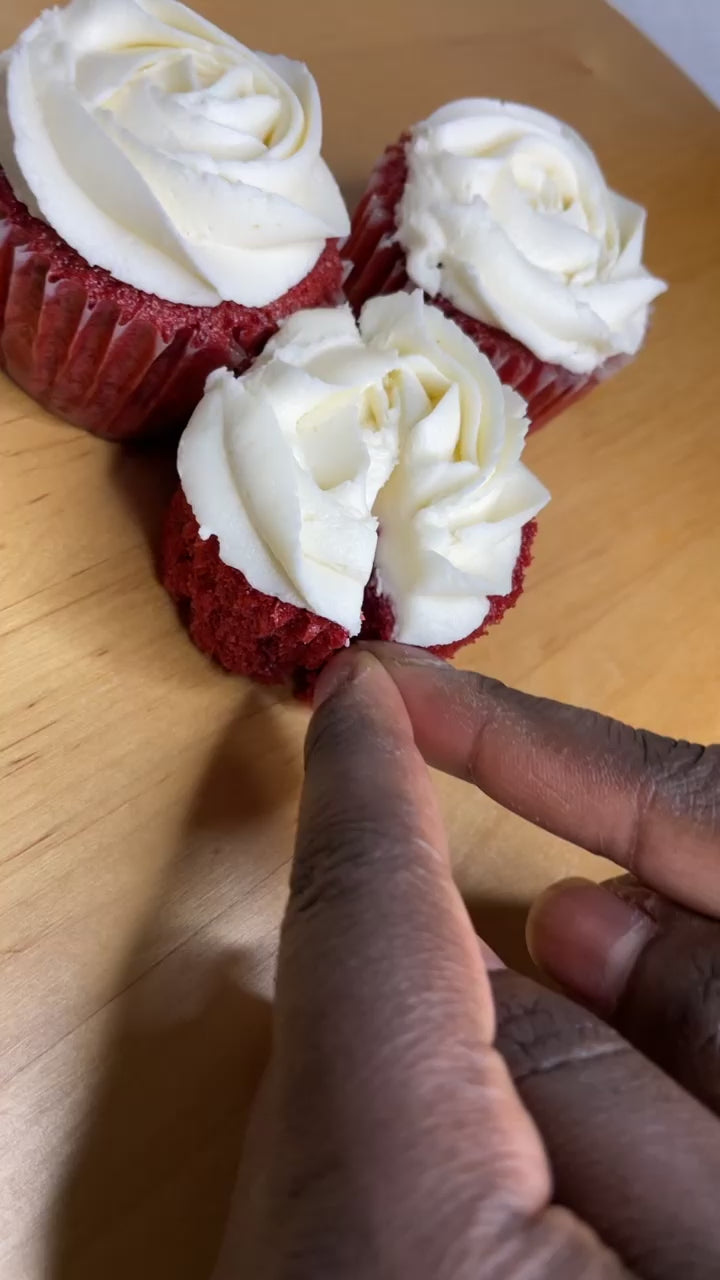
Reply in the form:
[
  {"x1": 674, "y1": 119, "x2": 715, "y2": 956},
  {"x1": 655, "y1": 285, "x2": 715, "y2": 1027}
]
[{"x1": 609, "y1": 0, "x2": 720, "y2": 106}]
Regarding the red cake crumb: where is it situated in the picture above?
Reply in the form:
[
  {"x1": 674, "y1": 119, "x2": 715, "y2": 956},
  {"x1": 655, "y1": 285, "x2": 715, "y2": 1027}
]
[
  {"x1": 163, "y1": 491, "x2": 538, "y2": 687},
  {"x1": 360, "y1": 519, "x2": 538, "y2": 657},
  {"x1": 162, "y1": 489, "x2": 350, "y2": 684},
  {"x1": 0, "y1": 169, "x2": 344, "y2": 441},
  {"x1": 343, "y1": 138, "x2": 611, "y2": 432}
]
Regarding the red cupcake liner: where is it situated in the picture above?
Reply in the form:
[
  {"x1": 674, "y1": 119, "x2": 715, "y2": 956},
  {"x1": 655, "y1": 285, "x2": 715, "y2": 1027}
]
[
  {"x1": 361, "y1": 518, "x2": 538, "y2": 657},
  {"x1": 162, "y1": 489, "x2": 350, "y2": 685},
  {"x1": 0, "y1": 170, "x2": 344, "y2": 442},
  {"x1": 343, "y1": 138, "x2": 621, "y2": 432},
  {"x1": 163, "y1": 488, "x2": 538, "y2": 687}
]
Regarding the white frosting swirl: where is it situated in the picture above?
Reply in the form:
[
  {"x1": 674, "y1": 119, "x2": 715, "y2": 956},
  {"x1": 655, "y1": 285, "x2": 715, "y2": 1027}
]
[
  {"x1": 398, "y1": 99, "x2": 667, "y2": 374},
  {"x1": 0, "y1": 0, "x2": 349, "y2": 307},
  {"x1": 178, "y1": 307, "x2": 400, "y2": 634},
  {"x1": 178, "y1": 292, "x2": 549, "y2": 646},
  {"x1": 366, "y1": 292, "x2": 550, "y2": 646}
]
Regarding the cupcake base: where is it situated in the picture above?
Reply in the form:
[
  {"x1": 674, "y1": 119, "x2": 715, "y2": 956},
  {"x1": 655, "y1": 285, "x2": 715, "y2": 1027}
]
[
  {"x1": 0, "y1": 171, "x2": 344, "y2": 441},
  {"x1": 162, "y1": 489, "x2": 350, "y2": 685},
  {"x1": 343, "y1": 139, "x2": 616, "y2": 432},
  {"x1": 360, "y1": 519, "x2": 538, "y2": 657},
  {"x1": 163, "y1": 490, "x2": 538, "y2": 687}
]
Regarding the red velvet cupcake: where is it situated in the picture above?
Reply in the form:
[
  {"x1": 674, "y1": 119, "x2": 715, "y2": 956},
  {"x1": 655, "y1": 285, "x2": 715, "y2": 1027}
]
[
  {"x1": 162, "y1": 292, "x2": 550, "y2": 687},
  {"x1": 345, "y1": 100, "x2": 666, "y2": 431},
  {"x1": 0, "y1": 0, "x2": 348, "y2": 440}
]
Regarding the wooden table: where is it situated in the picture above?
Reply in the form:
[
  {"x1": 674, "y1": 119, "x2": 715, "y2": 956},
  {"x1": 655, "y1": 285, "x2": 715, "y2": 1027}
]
[{"x1": 1, "y1": 2, "x2": 718, "y2": 1276}]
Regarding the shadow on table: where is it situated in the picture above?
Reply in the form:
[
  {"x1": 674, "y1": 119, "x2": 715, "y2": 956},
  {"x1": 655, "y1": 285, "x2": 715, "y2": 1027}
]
[
  {"x1": 109, "y1": 438, "x2": 179, "y2": 568},
  {"x1": 339, "y1": 175, "x2": 368, "y2": 218},
  {"x1": 464, "y1": 894, "x2": 539, "y2": 980},
  {"x1": 49, "y1": 686, "x2": 300, "y2": 1280}
]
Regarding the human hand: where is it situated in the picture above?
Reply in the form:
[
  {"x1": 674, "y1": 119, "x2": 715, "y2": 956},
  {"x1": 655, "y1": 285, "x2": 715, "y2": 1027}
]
[{"x1": 215, "y1": 644, "x2": 720, "y2": 1279}]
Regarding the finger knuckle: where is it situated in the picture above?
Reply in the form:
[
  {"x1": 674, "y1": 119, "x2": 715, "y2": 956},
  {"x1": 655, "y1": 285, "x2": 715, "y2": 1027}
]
[
  {"x1": 291, "y1": 813, "x2": 429, "y2": 917},
  {"x1": 290, "y1": 818, "x2": 378, "y2": 913},
  {"x1": 610, "y1": 735, "x2": 720, "y2": 877},
  {"x1": 636, "y1": 735, "x2": 720, "y2": 821},
  {"x1": 626, "y1": 928, "x2": 720, "y2": 1082},
  {"x1": 492, "y1": 973, "x2": 632, "y2": 1086},
  {"x1": 304, "y1": 696, "x2": 359, "y2": 771},
  {"x1": 686, "y1": 951, "x2": 720, "y2": 1076},
  {"x1": 463, "y1": 675, "x2": 508, "y2": 785}
]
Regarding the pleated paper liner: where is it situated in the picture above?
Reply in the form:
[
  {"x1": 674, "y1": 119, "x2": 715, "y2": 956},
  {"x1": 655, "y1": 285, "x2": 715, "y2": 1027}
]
[{"x1": 0, "y1": 171, "x2": 344, "y2": 442}]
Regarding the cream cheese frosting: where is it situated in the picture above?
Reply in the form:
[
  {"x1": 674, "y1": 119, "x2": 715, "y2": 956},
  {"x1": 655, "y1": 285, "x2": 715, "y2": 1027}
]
[
  {"x1": 398, "y1": 99, "x2": 667, "y2": 375},
  {"x1": 366, "y1": 292, "x2": 549, "y2": 646},
  {"x1": 178, "y1": 292, "x2": 550, "y2": 646},
  {"x1": 178, "y1": 306, "x2": 400, "y2": 634},
  {"x1": 0, "y1": 0, "x2": 349, "y2": 307}
]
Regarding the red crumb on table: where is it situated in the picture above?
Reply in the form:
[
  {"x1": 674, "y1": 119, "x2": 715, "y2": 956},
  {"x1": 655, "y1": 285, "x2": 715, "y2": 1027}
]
[
  {"x1": 360, "y1": 519, "x2": 538, "y2": 656},
  {"x1": 162, "y1": 489, "x2": 350, "y2": 685},
  {"x1": 343, "y1": 138, "x2": 605, "y2": 431},
  {"x1": 0, "y1": 170, "x2": 344, "y2": 441}
]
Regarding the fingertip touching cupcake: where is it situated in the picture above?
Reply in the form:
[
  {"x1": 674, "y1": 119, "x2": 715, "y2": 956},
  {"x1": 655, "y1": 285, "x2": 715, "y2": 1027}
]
[
  {"x1": 162, "y1": 290, "x2": 550, "y2": 687},
  {"x1": 0, "y1": 0, "x2": 349, "y2": 440},
  {"x1": 345, "y1": 99, "x2": 667, "y2": 430}
]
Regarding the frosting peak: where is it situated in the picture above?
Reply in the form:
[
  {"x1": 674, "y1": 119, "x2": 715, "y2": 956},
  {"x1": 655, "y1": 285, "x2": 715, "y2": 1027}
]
[
  {"x1": 398, "y1": 99, "x2": 667, "y2": 374},
  {"x1": 0, "y1": 0, "x2": 349, "y2": 307},
  {"x1": 178, "y1": 306, "x2": 400, "y2": 635},
  {"x1": 364, "y1": 292, "x2": 550, "y2": 645},
  {"x1": 178, "y1": 293, "x2": 550, "y2": 646}
]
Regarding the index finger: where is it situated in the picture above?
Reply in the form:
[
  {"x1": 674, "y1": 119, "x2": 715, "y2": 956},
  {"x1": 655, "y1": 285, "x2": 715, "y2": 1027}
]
[
  {"x1": 361, "y1": 642, "x2": 720, "y2": 915},
  {"x1": 271, "y1": 649, "x2": 619, "y2": 1275}
]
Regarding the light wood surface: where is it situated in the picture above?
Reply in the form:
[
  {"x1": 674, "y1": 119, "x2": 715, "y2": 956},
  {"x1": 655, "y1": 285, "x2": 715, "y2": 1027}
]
[{"x1": 1, "y1": 2, "x2": 719, "y2": 1277}]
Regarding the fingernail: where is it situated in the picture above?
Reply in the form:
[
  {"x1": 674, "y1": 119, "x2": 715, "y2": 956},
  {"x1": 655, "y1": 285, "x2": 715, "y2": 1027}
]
[
  {"x1": 527, "y1": 878, "x2": 657, "y2": 1013},
  {"x1": 356, "y1": 640, "x2": 448, "y2": 670},
  {"x1": 313, "y1": 648, "x2": 369, "y2": 709}
]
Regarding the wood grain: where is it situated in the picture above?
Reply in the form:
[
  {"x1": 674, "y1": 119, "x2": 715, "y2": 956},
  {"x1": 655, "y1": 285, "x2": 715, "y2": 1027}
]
[{"x1": 1, "y1": 2, "x2": 719, "y2": 1277}]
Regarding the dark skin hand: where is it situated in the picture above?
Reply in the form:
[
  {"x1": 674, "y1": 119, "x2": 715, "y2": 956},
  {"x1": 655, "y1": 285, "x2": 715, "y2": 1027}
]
[{"x1": 214, "y1": 642, "x2": 720, "y2": 1280}]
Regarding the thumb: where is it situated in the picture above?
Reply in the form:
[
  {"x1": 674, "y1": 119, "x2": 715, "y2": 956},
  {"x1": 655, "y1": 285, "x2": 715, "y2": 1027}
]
[{"x1": 527, "y1": 875, "x2": 720, "y2": 1115}]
